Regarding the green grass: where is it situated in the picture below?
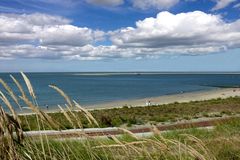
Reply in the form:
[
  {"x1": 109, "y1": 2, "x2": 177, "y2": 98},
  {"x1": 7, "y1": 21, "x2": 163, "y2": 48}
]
[
  {"x1": 16, "y1": 117, "x2": 240, "y2": 160},
  {"x1": 19, "y1": 96, "x2": 240, "y2": 131}
]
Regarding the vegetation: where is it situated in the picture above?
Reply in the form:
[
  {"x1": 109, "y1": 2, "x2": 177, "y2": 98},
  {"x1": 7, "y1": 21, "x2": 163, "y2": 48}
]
[
  {"x1": 19, "y1": 96, "x2": 240, "y2": 130},
  {"x1": 0, "y1": 72, "x2": 240, "y2": 160}
]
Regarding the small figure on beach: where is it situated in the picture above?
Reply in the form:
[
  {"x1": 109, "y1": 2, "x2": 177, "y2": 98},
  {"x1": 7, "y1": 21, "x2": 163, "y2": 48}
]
[
  {"x1": 45, "y1": 104, "x2": 49, "y2": 110},
  {"x1": 146, "y1": 100, "x2": 151, "y2": 106}
]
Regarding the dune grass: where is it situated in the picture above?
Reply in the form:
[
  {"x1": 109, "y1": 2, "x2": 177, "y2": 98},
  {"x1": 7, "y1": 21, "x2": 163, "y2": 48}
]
[
  {"x1": 0, "y1": 73, "x2": 239, "y2": 160},
  {"x1": 18, "y1": 96, "x2": 240, "y2": 131}
]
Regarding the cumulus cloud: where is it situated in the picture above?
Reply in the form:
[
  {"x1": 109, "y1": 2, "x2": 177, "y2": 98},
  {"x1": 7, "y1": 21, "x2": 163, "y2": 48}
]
[
  {"x1": 0, "y1": 13, "x2": 73, "y2": 45},
  {"x1": 110, "y1": 11, "x2": 240, "y2": 55},
  {"x1": 0, "y1": 13, "x2": 105, "y2": 45},
  {"x1": 132, "y1": 0, "x2": 179, "y2": 10},
  {"x1": 0, "y1": 13, "x2": 106, "y2": 60},
  {"x1": 211, "y1": 0, "x2": 237, "y2": 11},
  {"x1": 0, "y1": 11, "x2": 240, "y2": 60},
  {"x1": 86, "y1": 0, "x2": 124, "y2": 7},
  {"x1": 39, "y1": 25, "x2": 104, "y2": 46},
  {"x1": 0, "y1": 13, "x2": 70, "y2": 39}
]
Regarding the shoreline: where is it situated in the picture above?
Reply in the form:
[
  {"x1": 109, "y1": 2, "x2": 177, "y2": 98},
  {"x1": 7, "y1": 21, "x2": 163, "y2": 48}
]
[
  {"x1": 86, "y1": 87, "x2": 240, "y2": 110},
  {"x1": 18, "y1": 87, "x2": 240, "y2": 115}
]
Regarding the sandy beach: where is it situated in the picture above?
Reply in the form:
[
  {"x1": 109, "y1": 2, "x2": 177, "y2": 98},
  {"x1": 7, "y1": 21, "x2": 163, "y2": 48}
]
[
  {"x1": 18, "y1": 87, "x2": 240, "y2": 114},
  {"x1": 87, "y1": 87, "x2": 240, "y2": 110}
]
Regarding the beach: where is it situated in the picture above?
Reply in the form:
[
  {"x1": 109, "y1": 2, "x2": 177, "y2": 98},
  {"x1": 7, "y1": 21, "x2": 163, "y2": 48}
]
[
  {"x1": 87, "y1": 87, "x2": 240, "y2": 109},
  {"x1": 18, "y1": 87, "x2": 240, "y2": 114}
]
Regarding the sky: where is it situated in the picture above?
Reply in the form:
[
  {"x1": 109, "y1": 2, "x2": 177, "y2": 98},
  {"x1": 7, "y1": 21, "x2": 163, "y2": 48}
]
[{"x1": 0, "y1": 0, "x2": 239, "y2": 72}]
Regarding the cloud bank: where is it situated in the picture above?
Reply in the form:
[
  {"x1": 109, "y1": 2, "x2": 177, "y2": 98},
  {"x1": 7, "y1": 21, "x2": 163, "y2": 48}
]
[{"x1": 0, "y1": 11, "x2": 240, "y2": 60}]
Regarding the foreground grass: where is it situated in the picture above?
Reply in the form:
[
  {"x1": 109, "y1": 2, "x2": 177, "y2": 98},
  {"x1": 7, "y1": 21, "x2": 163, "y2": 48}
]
[
  {"x1": 164, "y1": 117, "x2": 240, "y2": 160},
  {"x1": 19, "y1": 118, "x2": 240, "y2": 160},
  {"x1": 20, "y1": 96, "x2": 240, "y2": 131}
]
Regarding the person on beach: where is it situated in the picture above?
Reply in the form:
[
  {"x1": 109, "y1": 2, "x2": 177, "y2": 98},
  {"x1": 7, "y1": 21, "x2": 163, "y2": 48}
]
[
  {"x1": 45, "y1": 104, "x2": 49, "y2": 110},
  {"x1": 146, "y1": 100, "x2": 151, "y2": 106}
]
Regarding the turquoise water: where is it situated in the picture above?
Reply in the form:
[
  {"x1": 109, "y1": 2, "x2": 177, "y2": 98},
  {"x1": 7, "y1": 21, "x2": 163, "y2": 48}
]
[{"x1": 0, "y1": 72, "x2": 240, "y2": 109}]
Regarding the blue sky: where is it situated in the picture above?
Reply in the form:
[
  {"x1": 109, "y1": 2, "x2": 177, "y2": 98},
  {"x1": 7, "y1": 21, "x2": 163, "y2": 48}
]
[{"x1": 0, "y1": 0, "x2": 239, "y2": 72}]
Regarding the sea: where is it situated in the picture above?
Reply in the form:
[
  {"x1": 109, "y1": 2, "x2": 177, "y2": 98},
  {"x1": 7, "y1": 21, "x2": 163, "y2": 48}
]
[{"x1": 0, "y1": 72, "x2": 240, "y2": 109}]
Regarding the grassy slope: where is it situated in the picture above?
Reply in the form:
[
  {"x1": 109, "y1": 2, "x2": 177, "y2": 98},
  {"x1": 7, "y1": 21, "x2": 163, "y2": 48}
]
[
  {"x1": 22, "y1": 117, "x2": 240, "y2": 160},
  {"x1": 20, "y1": 96, "x2": 240, "y2": 131},
  {"x1": 16, "y1": 97, "x2": 240, "y2": 160}
]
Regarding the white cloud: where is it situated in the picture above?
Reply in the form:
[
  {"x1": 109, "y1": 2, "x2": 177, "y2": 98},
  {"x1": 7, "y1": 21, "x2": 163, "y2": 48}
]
[
  {"x1": 0, "y1": 11, "x2": 240, "y2": 60},
  {"x1": 132, "y1": 0, "x2": 179, "y2": 10},
  {"x1": 0, "y1": 13, "x2": 71, "y2": 45},
  {"x1": 0, "y1": 13, "x2": 106, "y2": 60},
  {"x1": 86, "y1": 0, "x2": 124, "y2": 7},
  {"x1": 110, "y1": 11, "x2": 240, "y2": 54},
  {"x1": 211, "y1": 0, "x2": 237, "y2": 11},
  {"x1": 39, "y1": 25, "x2": 100, "y2": 46},
  {"x1": 0, "y1": 13, "x2": 70, "y2": 38},
  {"x1": 0, "y1": 13, "x2": 105, "y2": 46}
]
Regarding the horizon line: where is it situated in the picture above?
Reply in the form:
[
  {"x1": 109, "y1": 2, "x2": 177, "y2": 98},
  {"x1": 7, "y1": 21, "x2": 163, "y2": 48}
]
[{"x1": 1, "y1": 71, "x2": 240, "y2": 74}]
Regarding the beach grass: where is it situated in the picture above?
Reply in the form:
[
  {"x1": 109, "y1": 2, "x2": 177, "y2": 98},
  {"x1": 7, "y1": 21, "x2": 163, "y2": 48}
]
[
  {"x1": 18, "y1": 96, "x2": 240, "y2": 131},
  {"x1": 0, "y1": 73, "x2": 240, "y2": 159}
]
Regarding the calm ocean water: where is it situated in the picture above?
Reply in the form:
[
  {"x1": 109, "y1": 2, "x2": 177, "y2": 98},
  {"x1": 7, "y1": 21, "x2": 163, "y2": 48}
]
[{"x1": 0, "y1": 72, "x2": 240, "y2": 109}]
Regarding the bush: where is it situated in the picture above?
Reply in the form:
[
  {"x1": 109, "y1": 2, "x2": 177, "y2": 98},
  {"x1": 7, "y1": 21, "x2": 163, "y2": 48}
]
[{"x1": 111, "y1": 117, "x2": 123, "y2": 127}]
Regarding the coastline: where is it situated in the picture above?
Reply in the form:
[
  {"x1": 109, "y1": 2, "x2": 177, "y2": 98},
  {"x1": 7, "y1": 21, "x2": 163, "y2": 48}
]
[
  {"x1": 18, "y1": 87, "x2": 240, "y2": 114},
  {"x1": 86, "y1": 87, "x2": 240, "y2": 110}
]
